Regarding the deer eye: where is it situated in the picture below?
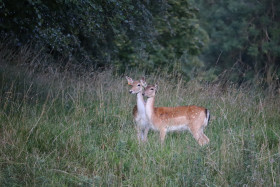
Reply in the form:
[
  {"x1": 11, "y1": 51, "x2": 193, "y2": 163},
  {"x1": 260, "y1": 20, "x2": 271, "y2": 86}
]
[
  {"x1": 137, "y1": 84, "x2": 141, "y2": 86},
  {"x1": 151, "y1": 88, "x2": 154, "y2": 90}
]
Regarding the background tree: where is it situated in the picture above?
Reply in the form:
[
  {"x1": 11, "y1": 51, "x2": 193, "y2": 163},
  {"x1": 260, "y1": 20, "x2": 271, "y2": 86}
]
[
  {"x1": 143, "y1": 0, "x2": 209, "y2": 78},
  {"x1": 196, "y1": 0, "x2": 280, "y2": 83},
  {"x1": 0, "y1": 0, "x2": 207, "y2": 77}
]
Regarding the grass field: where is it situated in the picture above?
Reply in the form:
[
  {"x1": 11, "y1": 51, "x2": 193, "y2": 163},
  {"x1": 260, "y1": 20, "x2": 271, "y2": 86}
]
[{"x1": 0, "y1": 45, "x2": 280, "y2": 186}]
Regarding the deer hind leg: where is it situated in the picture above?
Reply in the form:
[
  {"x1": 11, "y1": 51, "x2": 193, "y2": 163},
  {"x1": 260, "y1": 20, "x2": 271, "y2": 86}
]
[
  {"x1": 202, "y1": 133, "x2": 209, "y2": 144},
  {"x1": 198, "y1": 133, "x2": 209, "y2": 145},
  {"x1": 192, "y1": 132, "x2": 204, "y2": 146},
  {"x1": 198, "y1": 126, "x2": 210, "y2": 146},
  {"x1": 192, "y1": 129, "x2": 209, "y2": 146},
  {"x1": 200, "y1": 126, "x2": 209, "y2": 145},
  {"x1": 159, "y1": 128, "x2": 167, "y2": 144}
]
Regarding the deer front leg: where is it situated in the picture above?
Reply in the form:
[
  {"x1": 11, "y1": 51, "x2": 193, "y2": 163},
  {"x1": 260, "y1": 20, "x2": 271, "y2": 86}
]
[
  {"x1": 143, "y1": 127, "x2": 149, "y2": 142},
  {"x1": 136, "y1": 127, "x2": 142, "y2": 142}
]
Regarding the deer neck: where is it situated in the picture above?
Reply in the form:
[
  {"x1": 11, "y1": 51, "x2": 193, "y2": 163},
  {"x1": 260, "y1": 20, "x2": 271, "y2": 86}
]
[
  {"x1": 145, "y1": 96, "x2": 155, "y2": 121},
  {"x1": 136, "y1": 92, "x2": 145, "y2": 115}
]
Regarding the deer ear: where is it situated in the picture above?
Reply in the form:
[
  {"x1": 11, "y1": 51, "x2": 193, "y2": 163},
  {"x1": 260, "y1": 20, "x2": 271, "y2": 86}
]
[
  {"x1": 126, "y1": 76, "x2": 134, "y2": 85},
  {"x1": 140, "y1": 77, "x2": 147, "y2": 87}
]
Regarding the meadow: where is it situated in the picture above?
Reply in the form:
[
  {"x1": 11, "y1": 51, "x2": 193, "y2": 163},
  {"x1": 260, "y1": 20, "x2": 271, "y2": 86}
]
[{"x1": 0, "y1": 45, "x2": 280, "y2": 186}]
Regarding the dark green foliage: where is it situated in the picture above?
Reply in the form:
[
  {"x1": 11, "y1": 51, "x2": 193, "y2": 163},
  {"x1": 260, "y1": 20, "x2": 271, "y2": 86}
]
[
  {"x1": 0, "y1": 0, "x2": 207, "y2": 75},
  {"x1": 196, "y1": 0, "x2": 280, "y2": 83},
  {"x1": 143, "y1": 0, "x2": 209, "y2": 76},
  {"x1": 1, "y1": 0, "x2": 280, "y2": 82}
]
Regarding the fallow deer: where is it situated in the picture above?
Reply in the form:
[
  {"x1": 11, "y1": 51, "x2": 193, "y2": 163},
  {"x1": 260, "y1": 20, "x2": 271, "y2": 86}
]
[
  {"x1": 126, "y1": 76, "x2": 149, "y2": 142},
  {"x1": 144, "y1": 84, "x2": 210, "y2": 146}
]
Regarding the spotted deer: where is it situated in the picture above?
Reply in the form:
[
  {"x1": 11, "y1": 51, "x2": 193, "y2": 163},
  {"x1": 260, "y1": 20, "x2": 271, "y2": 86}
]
[
  {"x1": 126, "y1": 76, "x2": 149, "y2": 142},
  {"x1": 143, "y1": 84, "x2": 210, "y2": 146}
]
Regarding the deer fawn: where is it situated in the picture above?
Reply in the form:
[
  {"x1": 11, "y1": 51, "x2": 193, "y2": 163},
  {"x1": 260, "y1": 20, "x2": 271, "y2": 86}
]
[
  {"x1": 144, "y1": 84, "x2": 210, "y2": 146},
  {"x1": 126, "y1": 76, "x2": 149, "y2": 142}
]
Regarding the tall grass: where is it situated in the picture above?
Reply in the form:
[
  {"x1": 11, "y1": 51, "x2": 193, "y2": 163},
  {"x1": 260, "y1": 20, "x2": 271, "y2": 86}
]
[{"x1": 0, "y1": 44, "x2": 280, "y2": 186}]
